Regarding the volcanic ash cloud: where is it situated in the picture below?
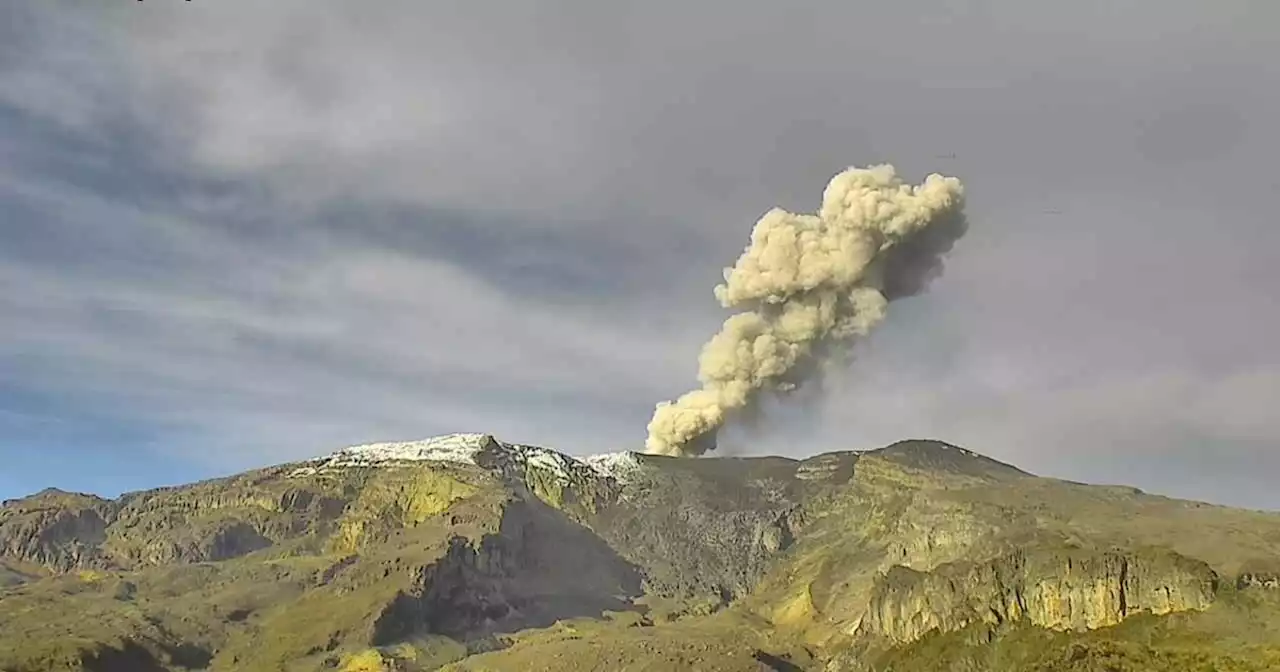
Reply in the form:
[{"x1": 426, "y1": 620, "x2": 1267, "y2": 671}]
[{"x1": 644, "y1": 164, "x2": 968, "y2": 457}]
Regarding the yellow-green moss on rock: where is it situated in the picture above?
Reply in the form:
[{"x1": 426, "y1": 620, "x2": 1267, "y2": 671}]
[{"x1": 330, "y1": 468, "x2": 479, "y2": 554}]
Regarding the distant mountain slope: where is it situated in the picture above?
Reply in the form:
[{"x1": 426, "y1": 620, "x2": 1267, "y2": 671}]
[{"x1": 2, "y1": 434, "x2": 1279, "y2": 671}]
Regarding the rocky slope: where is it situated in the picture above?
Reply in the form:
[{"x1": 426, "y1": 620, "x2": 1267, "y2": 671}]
[
  {"x1": 2, "y1": 434, "x2": 1279, "y2": 671},
  {"x1": 857, "y1": 546, "x2": 1218, "y2": 643}
]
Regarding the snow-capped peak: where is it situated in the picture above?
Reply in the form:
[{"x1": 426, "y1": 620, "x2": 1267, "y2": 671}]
[
  {"x1": 295, "y1": 433, "x2": 648, "y2": 484},
  {"x1": 328, "y1": 433, "x2": 495, "y2": 467}
]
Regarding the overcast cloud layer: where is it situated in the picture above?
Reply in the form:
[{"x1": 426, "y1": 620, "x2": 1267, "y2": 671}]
[{"x1": 1, "y1": 1, "x2": 1277, "y2": 508}]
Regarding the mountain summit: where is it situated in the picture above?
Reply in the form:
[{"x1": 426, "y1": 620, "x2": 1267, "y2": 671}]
[{"x1": 2, "y1": 435, "x2": 1279, "y2": 671}]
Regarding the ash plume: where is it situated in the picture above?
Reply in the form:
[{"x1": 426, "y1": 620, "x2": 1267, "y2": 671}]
[{"x1": 644, "y1": 165, "x2": 968, "y2": 457}]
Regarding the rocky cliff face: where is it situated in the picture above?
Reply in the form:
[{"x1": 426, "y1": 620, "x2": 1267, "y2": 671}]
[
  {"x1": 0, "y1": 474, "x2": 359, "y2": 572},
  {"x1": 372, "y1": 497, "x2": 644, "y2": 645},
  {"x1": 0, "y1": 489, "x2": 114, "y2": 571},
  {"x1": 858, "y1": 547, "x2": 1219, "y2": 644}
]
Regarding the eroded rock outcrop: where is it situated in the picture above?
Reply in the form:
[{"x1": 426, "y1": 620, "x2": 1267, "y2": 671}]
[
  {"x1": 858, "y1": 546, "x2": 1218, "y2": 644},
  {"x1": 372, "y1": 497, "x2": 644, "y2": 644},
  {"x1": 1236, "y1": 558, "x2": 1280, "y2": 590},
  {"x1": 0, "y1": 489, "x2": 116, "y2": 571}
]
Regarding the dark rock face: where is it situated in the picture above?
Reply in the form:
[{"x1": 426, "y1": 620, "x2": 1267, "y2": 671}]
[
  {"x1": 81, "y1": 641, "x2": 167, "y2": 672},
  {"x1": 859, "y1": 547, "x2": 1219, "y2": 644},
  {"x1": 373, "y1": 498, "x2": 645, "y2": 643},
  {"x1": 597, "y1": 504, "x2": 797, "y2": 603},
  {"x1": 199, "y1": 521, "x2": 274, "y2": 561},
  {"x1": 589, "y1": 455, "x2": 805, "y2": 605}
]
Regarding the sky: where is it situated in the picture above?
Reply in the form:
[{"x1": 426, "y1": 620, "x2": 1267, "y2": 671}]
[{"x1": 1, "y1": 1, "x2": 1277, "y2": 509}]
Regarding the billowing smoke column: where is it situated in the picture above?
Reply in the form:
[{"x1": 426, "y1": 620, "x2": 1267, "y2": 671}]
[{"x1": 644, "y1": 164, "x2": 968, "y2": 457}]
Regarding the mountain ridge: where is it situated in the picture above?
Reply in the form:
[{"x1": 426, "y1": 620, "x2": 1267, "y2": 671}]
[
  {"x1": 3, "y1": 434, "x2": 1279, "y2": 671},
  {"x1": 0, "y1": 434, "x2": 1078, "y2": 511}
]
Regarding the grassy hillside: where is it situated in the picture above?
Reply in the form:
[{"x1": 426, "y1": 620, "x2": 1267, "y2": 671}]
[{"x1": 1, "y1": 436, "x2": 1278, "y2": 671}]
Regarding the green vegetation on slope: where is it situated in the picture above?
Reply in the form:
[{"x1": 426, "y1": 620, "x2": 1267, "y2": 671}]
[{"x1": 1, "y1": 439, "x2": 1279, "y2": 671}]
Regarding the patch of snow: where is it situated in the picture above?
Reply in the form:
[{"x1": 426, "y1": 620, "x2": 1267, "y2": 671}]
[
  {"x1": 301, "y1": 433, "x2": 647, "y2": 486},
  {"x1": 582, "y1": 452, "x2": 644, "y2": 483},
  {"x1": 935, "y1": 443, "x2": 980, "y2": 458},
  {"x1": 522, "y1": 447, "x2": 575, "y2": 482},
  {"x1": 326, "y1": 433, "x2": 494, "y2": 467}
]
